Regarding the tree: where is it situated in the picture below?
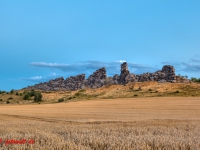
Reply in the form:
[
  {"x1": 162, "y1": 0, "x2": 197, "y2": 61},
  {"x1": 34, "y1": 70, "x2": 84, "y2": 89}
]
[
  {"x1": 10, "y1": 89, "x2": 14, "y2": 94},
  {"x1": 23, "y1": 93, "x2": 30, "y2": 100},
  {"x1": 34, "y1": 92, "x2": 42, "y2": 102},
  {"x1": 191, "y1": 77, "x2": 200, "y2": 82}
]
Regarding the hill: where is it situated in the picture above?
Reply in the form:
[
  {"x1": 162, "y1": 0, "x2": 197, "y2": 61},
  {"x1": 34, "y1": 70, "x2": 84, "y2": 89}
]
[{"x1": 1, "y1": 81, "x2": 200, "y2": 104}]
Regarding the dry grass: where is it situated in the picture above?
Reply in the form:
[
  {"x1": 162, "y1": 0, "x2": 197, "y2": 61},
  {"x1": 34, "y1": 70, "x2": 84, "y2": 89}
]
[
  {"x1": 1, "y1": 82, "x2": 200, "y2": 104},
  {"x1": 1, "y1": 119, "x2": 200, "y2": 150},
  {"x1": 0, "y1": 97, "x2": 200, "y2": 149}
]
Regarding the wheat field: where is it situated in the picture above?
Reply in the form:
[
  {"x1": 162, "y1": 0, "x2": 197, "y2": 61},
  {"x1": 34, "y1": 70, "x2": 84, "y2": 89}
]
[{"x1": 0, "y1": 97, "x2": 200, "y2": 149}]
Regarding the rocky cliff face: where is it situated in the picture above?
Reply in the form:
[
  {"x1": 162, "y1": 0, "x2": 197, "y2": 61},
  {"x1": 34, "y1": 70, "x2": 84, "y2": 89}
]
[
  {"x1": 85, "y1": 68, "x2": 107, "y2": 89},
  {"x1": 64, "y1": 74, "x2": 85, "y2": 90},
  {"x1": 24, "y1": 62, "x2": 190, "y2": 91}
]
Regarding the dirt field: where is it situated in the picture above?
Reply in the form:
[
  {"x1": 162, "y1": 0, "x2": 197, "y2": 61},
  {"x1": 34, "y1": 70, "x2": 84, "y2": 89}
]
[{"x1": 0, "y1": 97, "x2": 200, "y2": 149}]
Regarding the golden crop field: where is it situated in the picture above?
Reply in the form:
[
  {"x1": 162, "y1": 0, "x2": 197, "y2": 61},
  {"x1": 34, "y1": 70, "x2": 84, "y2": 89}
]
[{"x1": 0, "y1": 97, "x2": 200, "y2": 149}]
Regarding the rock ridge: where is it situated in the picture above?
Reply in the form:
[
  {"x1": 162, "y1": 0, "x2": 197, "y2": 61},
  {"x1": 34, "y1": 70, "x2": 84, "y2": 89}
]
[{"x1": 24, "y1": 62, "x2": 190, "y2": 91}]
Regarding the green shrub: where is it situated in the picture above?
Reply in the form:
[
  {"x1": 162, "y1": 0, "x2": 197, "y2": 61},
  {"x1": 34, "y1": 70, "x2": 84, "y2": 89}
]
[
  {"x1": 7, "y1": 97, "x2": 13, "y2": 100},
  {"x1": 0, "y1": 90, "x2": 6, "y2": 94},
  {"x1": 29, "y1": 89, "x2": 35, "y2": 97},
  {"x1": 34, "y1": 92, "x2": 42, "y2": 102},
  {"x1": 174, "y1": 90, "x2": 180, "y2": 93},
  {"x1": 0, "y1": 99, "x2": 2, "y2": 101},
  {"x1": 19, "y1": 93, "x2": 23, "y2": 96},
  {"x1": 68, "y1": 97, "x2": 73, "y2": 100},
  {"x1": 16, "y1": 92, "x2": 19, "y2": 95},
  {"x1": 10, "y1": 89, "x2": 14, "y2": 94},
  {"x1": 75, "y1": 92, "x2": 80, "y2": 97},
  {"x1": 134, "y1": 94, "x2": 138, "y2": 97},
  {"x1": 23, "y1": 93, "x2": 30, "y2": 100},
  {"x1": 6, "y1": 101, "x2": 10, "y2": 104},
  {"x1": 58, "y1": 98, "x2": 64, "y2": 103},
  {"x1": 191, "y1": 77, "x2": 200, "y2": 82}
]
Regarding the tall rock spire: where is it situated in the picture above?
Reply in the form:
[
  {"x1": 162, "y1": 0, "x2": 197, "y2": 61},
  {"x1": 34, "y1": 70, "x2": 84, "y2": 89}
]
[{"x1": 119, "y1": 62, "x2": 130, "y2": 84}]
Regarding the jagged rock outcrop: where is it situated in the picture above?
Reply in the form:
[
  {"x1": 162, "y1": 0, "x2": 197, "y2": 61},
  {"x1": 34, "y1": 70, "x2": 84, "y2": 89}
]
[
  {"x1": 136, "y1": 65, "x2": 176, "y2": 83},
  {"x1": 24, "y1": 62, "x2": 190, "y2": 91},
  {"x1": 119, "y1": 62, "x2": 130, "y2": 84},
  {"x1": 26, "y1": 77, "x2": 65, "y2": 91},
  {"x1": 161, "y1": 65, "x2": 176, "y2": 82},
  {"x1": 85, "y1": 68, "x2": 107, "y2": 88},
  {"x1": 64, "y1": 74, "x2": 85, "y2": 90}
]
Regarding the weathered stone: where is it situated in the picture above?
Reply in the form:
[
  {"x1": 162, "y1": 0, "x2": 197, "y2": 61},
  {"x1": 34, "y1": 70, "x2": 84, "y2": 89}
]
[
  {"x1": 23, "y1": 62, "x2": 188, "y2": 91},
  {"x1": 161, "y1": 65, "x2": 176, "y2": 82},
  {"x1": 112, "y1": 74, "x2": 120, "y2": 84},
  {"x1": 125, "y1": 74, "x2": 138, "y2": 83},
  {"x1": 119, "y1": 62, "x2": 130, "y2": 84},
  {"x1": 85, "y1": 68, "x2": 107, "y2": 88},
  {"x1": 64, "y1": 74, "x2": 85, "y2": 90}
]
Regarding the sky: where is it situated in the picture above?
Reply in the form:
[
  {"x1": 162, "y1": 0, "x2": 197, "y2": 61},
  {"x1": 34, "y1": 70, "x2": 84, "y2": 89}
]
[{"x1": 0, "y1": 0, "x2": 200, "y2": 91}]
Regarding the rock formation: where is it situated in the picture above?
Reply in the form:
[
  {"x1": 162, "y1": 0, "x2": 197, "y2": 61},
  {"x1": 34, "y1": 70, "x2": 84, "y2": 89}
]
[
  {"x1": 85, "y1": 68, "x2": 107, "y2": 88},
  {"x1": 64, "y1": 74, "x2": 85, "y2": 90},
  {"x1": 24, "y1": 62, "x2": 190, "y2": 91},
  {"x1": 119, "y1": 62, "x2": 130, "y2": 84}
]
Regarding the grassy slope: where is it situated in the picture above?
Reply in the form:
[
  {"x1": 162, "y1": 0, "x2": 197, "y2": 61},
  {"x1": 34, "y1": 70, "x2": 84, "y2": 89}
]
[{"x1": 1, "y1": 81, "x2": 200, "y2": 104}]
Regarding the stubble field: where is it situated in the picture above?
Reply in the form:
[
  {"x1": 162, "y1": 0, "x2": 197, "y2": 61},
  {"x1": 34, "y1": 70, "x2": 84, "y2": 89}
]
[{"x1": 0, "y1": 97, "x2": 200, "y2": 149}]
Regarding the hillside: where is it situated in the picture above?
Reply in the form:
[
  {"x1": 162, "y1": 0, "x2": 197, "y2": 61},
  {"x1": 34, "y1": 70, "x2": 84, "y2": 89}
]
[{"x1": 1, "y1": 81, "x2": 200, "y2": 104}]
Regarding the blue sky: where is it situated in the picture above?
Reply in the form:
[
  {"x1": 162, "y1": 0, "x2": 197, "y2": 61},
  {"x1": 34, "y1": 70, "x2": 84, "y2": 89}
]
[{"x1": 1, "y1": 0, "x2": 200, "y2": 91}]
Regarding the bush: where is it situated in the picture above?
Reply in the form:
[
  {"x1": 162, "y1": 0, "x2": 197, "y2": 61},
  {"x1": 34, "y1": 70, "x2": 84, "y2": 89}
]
[
  {"x1": 29, "y1": 89, "x2": 35, "y2": 97},
  {"x1": 174, "y1": 90, "x2": 180, "y2": 93},
  {"x1": 149, "y1": 89, "x2": 152, "y2": 91},
  {"x1": 22, "y1": 90, "x2": 43, "y2": 102},
  {"x1": 16, "y1": 92, "x2": 19, "y2": 95},
  {"x1": 0, "y1": 99, "x2": 2, "y2": 101},
  {"x1": 58, "y1": 98, "x2": 64, "y2": 103},
  {"x1": 34, "y1": 92, "x2": 42, "y2": 102},
  {"x1": 68, "y1": 97, "x2": 73, "y2": 100},
  {"x1": 0, "y1": 90, "x2": 7, "y2": 94},
  {"x1": 75, "y1": 92, "x2": 80, "y2": 97},
  {"x1": 19, "y1": 93, "x2": 23, "y2": 96},
  {"x1": 191, "y1": 77, "x2": 200, "y2": 82},
  {"x1": 23, "y1": 93, "x2": 30, "y2": 100},
  {"x1": 10, "y1": 89, "x2": 14, "y2": 94},
  {"x1": 7, "y1": 97, "x2": 13, "y2": 100},
  {"x1": 6, "y1": 101, "x2": 10, "y2": 104},
  {"x1": 134, "y1": 94, "x2": 138, "y2": 97}
]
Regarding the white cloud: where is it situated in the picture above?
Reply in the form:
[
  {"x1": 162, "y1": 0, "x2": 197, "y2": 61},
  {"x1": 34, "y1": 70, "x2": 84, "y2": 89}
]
[
  {"x1": 30, "y1": 60, "x2": 158, "y2": 76},
  {"x1": 30, "y1": 76, "x2": 43, "y2": 80},
  {"x1": 116, "y1": 60, "x2": 126, "y2": 63},
  {"x1": 30, "y1": 62, "x2": 69, "y2": 67},
  {"x1": 50, "y1": 72, "x2": 57, "y2": 76}
]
